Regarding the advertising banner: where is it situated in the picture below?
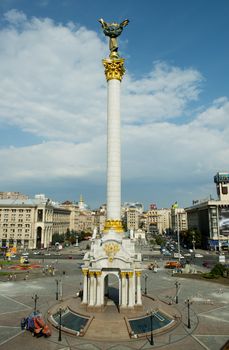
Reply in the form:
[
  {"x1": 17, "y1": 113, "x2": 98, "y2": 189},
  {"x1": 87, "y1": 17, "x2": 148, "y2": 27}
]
[{"x1": 219, "y1": 207, "x2": 229, "y2": 236}]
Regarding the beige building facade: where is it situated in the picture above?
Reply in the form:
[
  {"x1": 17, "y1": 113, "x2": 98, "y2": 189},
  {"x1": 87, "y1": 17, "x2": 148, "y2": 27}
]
[
  {"x1": 171, "y1": 207, "x2": 188, "y2": 233},
  {"x1": 0, "y1": 197, "x2": 70, "y2": 250},
  {"x1": 61, "y1": 198, "x2": 95, "y2": 234},
  {"x1": 124, "y1": 207, "x2": 140, "y2": 231},
  {"x1": 157, "y1": 208, "x2": 171, "y2": 234}
]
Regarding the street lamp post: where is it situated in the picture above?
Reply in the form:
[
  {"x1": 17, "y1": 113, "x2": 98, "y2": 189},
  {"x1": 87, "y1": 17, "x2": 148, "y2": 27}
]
[
  {"x1": 58, "y1": 307, "x2": 62, "y2": 341},
  {"x1": 175, "y1": 281, "x2": 180, "y2": 304},
  {"x1": 185, "y1": 298, "x2": 192, "y2": 329},
  {"x1": 32, "y1": 294, "x2": 39, "y2": 312},
  {"x1": 150, "y1": 310, "x2": 154, "y2": 346},
  {"x1": 144, "y1": 273, "x2": 148, "y2": 295},
  {"x1": 55, "y1": 278, "x2": 63, "y2": 301},
  {"x1": 55, "y1": 279, "x2": 59, "y2": 300},
  {"x1": 192, "y1": 232, "x2": 196, "y2": 253}
]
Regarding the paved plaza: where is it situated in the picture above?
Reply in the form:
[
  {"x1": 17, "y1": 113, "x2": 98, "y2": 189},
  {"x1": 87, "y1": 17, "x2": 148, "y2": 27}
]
[{"x1": 0, "y1": 258, "x2": 228, "y2": 350}]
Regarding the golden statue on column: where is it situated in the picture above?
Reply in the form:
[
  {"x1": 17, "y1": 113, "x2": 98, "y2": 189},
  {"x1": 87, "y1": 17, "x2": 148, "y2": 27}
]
[{"x1": 99, "y1": 18, "x2": 129, "y2": 59}]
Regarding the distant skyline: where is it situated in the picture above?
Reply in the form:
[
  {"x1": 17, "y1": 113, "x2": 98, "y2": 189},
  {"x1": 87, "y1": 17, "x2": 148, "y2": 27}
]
[{"x1": 0, "y1": 0, "x2": 229, "y2": 210}]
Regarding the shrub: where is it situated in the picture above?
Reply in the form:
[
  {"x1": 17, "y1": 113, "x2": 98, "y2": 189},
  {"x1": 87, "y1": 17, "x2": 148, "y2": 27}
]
[
  {"x1": 202, "y1": 273, "x2": 219, "y2": 279},
  {"x1": 210, "y1": 263, "x2": 226, "y2": 277}
]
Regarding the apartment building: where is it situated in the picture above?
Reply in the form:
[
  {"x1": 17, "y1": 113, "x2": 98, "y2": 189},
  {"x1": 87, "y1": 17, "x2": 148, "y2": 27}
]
[
  {"x1": 170, "y1": 207, "x2": 188, "y2": 233},
  {"x1": 124, "y1": 206, "x2": 140, "y2": 231},
  {"x1": 61, "y1": 196, "x2": 94, "y2": 234},
  {"x1": 0, "y1": 196, "x2": 70, "y2": 249},
  {"x1": 157, "y1": 208, "x2": 171, "y2": 234}
]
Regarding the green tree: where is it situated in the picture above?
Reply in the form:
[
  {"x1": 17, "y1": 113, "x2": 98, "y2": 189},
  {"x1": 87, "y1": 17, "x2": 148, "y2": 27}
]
[
  {"x1": 52, "y1": 233, "x2": 65, "y2": 245},
  {"x1": 154, "y1": 235, "x2": 166, "y2": 246},
  {"x1": 180, "y1": 229, "x2": 202, "y2": 248}
]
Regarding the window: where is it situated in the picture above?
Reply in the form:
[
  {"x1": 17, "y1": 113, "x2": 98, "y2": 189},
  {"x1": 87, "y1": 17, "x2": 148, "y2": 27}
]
[{"x1": 37, "y1": 209, "x2": 43, "y2": 222}]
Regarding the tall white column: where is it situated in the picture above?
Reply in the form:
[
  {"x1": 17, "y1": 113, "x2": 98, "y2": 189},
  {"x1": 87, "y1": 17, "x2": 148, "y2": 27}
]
[
  {"x1": 121, "y1": 272, "x2": 127, "y2": 306},
  {"x1": 82, "y1": 270, "x2": 88, "y2": 304},
  {"x1": 136, "y1": 272, "x2": 142, "y2": 305},
  {"x1": 102, "y1": 58, "x2": 125, "y2": 233},
  {"x1": 128, "y1": 272, "x2": 135, "y2": 307},
  {"x1": 107, "y1": 79, "x2": 121, "y2": 220},
  {"x1": 89, "y1": 272, "x2": 95, "y2": 306},
  {"x1": 96, "y1": 272, "x2": 102, "y2": 306}
]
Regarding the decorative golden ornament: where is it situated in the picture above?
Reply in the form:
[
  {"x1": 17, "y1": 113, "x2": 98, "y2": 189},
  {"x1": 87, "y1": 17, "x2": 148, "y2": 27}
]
[
  {"x1": 135, "y1": 271, "x2": 142, "y2": 277},
  {"x1": 103, "y1": 219, "x2": 124, "y2": 233},
  {"x1": 103, "y1": 242, "x2": 120, "y2": 262},
  {"x1": 89, "y1": 271, "x2": 95, "y2": 277},
  {"x1": 128, "y1": 271, "x2": 134, "y2": 278},
  {"x1": 103, "y1": 58, "x2": 125, "y2": 82}
]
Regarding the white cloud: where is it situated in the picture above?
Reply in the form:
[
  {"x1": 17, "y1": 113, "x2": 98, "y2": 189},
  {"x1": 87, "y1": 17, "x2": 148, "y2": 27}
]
[
  {"x1": 0, "y1": 138, "x2": 106, "y2": 182},
  {"x1": 0, "y1": 10, "x2": 228, "y2": 206},
  {"x1": 123, "y1": 62, "x2": 202, "y2": 123},
  {"x1": 192, "y1": 97, "x2": 229, "y2": 133},
  {"x1": 3, "y1": 8, "x2": 27, "y2": 24},
  {"x1": 0, "y1": 12, "x2": 107, "y2": 141}
]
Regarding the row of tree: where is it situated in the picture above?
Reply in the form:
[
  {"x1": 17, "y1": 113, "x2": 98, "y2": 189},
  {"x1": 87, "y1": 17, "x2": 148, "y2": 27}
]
[{"x1": 51, "y1": 229, "x2": 91, "y2": 246}]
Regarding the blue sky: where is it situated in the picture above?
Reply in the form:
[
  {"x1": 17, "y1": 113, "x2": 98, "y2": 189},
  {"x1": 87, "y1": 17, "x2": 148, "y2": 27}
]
[{"x1": 0, "y1": 0, "x2": 229, "y2": 210}]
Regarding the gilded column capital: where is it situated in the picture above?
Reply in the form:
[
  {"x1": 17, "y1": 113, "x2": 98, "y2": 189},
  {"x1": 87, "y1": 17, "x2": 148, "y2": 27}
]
[
  {"x1": 103, "y1": 219, "x2": 124, "y2": 233},
  {"x1": 128, "y1": 272, "x2": 134, "y2": 278},
  {"x1": 120, "y1": 272, "x2": 127, "y2": 278},
  {"x1": 103, "y1": 58, "x2": 125, "y2": 82},
  {"x1": 82, "y1": 269, "x2": 88, "y2": 276},
  {"x1": 95, "y1": 271, "x2": 102, "y2": 277},
  {"x1": 89, "y1": 271, "x2": 95, "y2": 278},
  {"x1": 135, "y1": 271, "x2": 142, "y2": 277}
]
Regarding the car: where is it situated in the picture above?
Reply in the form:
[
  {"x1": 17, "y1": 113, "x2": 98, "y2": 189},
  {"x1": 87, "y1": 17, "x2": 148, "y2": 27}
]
[
  {"x1": 195, "y1": 253, "x2": 203, "y2": 258},
  {"x1": 22, "y1": 252, "x2": 29, "y2": 256},
  {"x1": 203, "y1": 261, "x2": 211, "y2": 268},
  {"x1": 44, "y1": 252, "x2": 51, "y2": 256},
  {"x1": 33, "y1": 251, "x2": 40, "y2": 255},
  {"x1": 173, "y1": 253, "x2": 184, "y2": 259},
  {"x1": 164, "y1": 261, "x2": 182, "y2": 269},
  {"x1": 163, "y1": 251, "x2": 172, "y2": 256},
  {"x1": 184, "y1": 253, "x2": 191, "y2": 257}
]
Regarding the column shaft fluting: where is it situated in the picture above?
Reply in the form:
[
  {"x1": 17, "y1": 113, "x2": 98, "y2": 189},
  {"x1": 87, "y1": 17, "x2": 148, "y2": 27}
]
[{"x1": 106, "y1": 79, "x2": 121, "y2": 220}]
